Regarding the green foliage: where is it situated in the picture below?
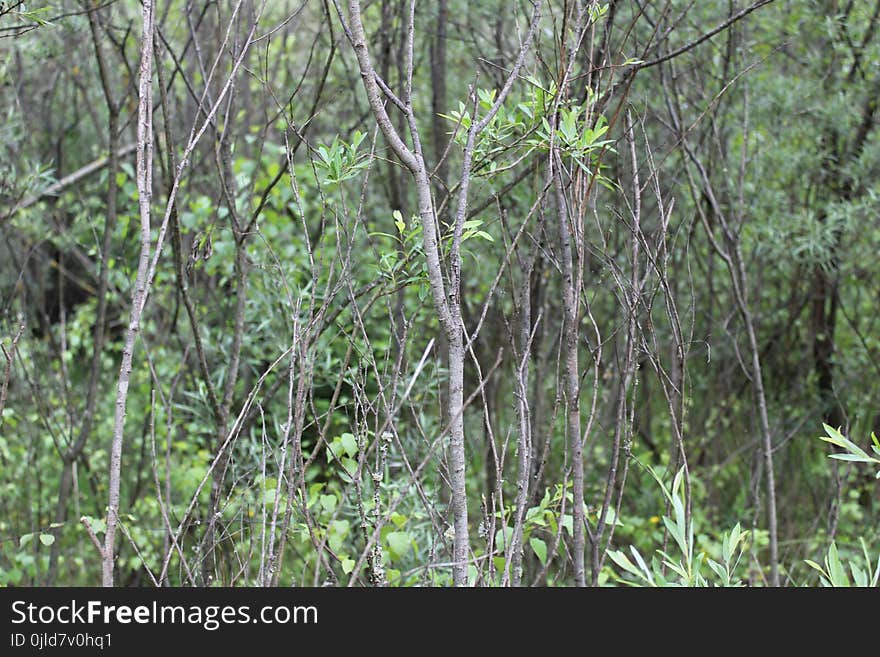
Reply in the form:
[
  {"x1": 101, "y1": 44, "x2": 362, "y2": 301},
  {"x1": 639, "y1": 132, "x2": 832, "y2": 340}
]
[
  {"x1": 608, "y1": 468, "x2": 750, "y2": 587},
  {"x1": 800, "y1": 425, "x2": 880, "y2": 587},
  {"x1": 805, "y1": 540, "x2": 880, "y2": 587},
  {"x1": 314, "y1": 132, "x2": 369, "y2": 187},
  {"x1": 1, "y1": 0, "x2": 879, "y2": 589},
  {"x1": 818, "y1": 424, "x2": 880, "y2": 478}
]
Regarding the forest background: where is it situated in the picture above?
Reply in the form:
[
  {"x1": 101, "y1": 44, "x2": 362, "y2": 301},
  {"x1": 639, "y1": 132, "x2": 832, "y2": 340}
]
[{"x1": 1, "y1": 0, "x2": 879, "y2": 587}]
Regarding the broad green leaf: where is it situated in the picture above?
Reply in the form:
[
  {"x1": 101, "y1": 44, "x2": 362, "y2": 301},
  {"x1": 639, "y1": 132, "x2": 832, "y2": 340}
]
[
  {"x1": 530, "y1": 537, "x2": 547, "y2": 565},
  {"x1": 81, "y1": 516, "x2": 106, "y2": 535},
  {"x1": 338, "y1": 457, "x2": 358, "y2": 482},
  {"x1": 308, "y1": 483, "x2": 325, "y2": 505},
  {"x1": 340, "y1": 433, "x2": 358, "y2": 458},
  {"x1": 386, "y1": 531, "x2": 413, "y2": 559},
  {"x1": 389, "y1": 512, "x2": 408, "y2": 529},
  {"x1": 495, "y1": 526, "x2": 514, "y2": 549},
  {"x1": 320, "y1": 494, "x2": 337, "y2": 513},
  {"x1": 561, "y1": 514, "x2": 573, "y2": 536},
  {"x1": 328, "y1": 520, "x2": 350, "y2": 553}
]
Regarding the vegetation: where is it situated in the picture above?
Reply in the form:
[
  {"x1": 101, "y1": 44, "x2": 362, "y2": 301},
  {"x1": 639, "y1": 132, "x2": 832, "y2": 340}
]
[{"x1": 0, "y1": 0, "x2": 878, "y2": 587}]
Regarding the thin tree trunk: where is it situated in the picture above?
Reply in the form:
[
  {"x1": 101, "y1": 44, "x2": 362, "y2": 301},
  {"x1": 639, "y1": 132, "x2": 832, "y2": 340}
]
[
  {"x1": 736, "y1": 253, "x2": 780, "y2": 587},
  {"x1": 507, "y1": 269, "x2": 532, "y2": 587},
  {"x1": 343, "y1": 0, "x2": 540, "y2": 585},
  {"x1": 554, "y1": 170, "x2": 585, "y2": 587},
  {"x1": 103, "y1": 0, "x2": 155, "y2": 587}
]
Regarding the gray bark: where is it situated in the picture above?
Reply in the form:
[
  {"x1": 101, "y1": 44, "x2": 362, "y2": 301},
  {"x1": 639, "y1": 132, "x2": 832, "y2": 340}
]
[{"x1": 102, "y1": 0, "x2": 155, "y2": 587}]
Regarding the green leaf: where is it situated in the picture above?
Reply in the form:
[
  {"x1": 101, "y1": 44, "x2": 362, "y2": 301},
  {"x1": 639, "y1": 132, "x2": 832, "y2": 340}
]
[
  {"x1": 530, "y1": 537, "x2": 548, "y2": 564},
  {"x1": 561, "y1": 514, "x2": 573, "y2": 536},
  {"x1": 662, "y1": 558, "x2": 688, "y2": 580},
  {"x1": 393, "y1": 210, "x2": 406, "y2": 233},
  {"x1": 645, "y1": 464, "x2": 674, "y2": 505},
  {"x1": 328, "y1": 520, "x2": 350, "y2": 553},
  {"x1": 607, "y1": 550, "x2": 642, "y2": 579},
  {"x1": 338, "y1": 457, "x2": 358, "y2": 482},
  {"x1": 827, "y1": 543, "x2": 849, "y2": 587},
  {"x1": 389, "y1": 512, "x2": 408, "y2": 529},
  {"x1": 804, "y1": 559, "x2": 826, "y2": 576},
  {"x1": 662, "y1": 516, "x2": 688, "y2": 557},
  {"x1": 629, "y1": 546, "x2": 654, "y2": 584},
  {"x1": 828, "y1": 453, "x2": 874, "y2": 463},
  {"x1": 307, "y1": 483, "x2": 325, "y2": 506},
  {"x1": 596, "y1": 507, "x2": 625, "y2": 528},
  {"x1": 39, "y1": 533, "x2": 55, "y2": 547},
  {"x1": 819, "y1": 424, "x2": 870, "y2": 459},
  {"x1": 341, "y1": 557, "x2": 356, "y2": 574},
  {"x1": 82, "y1": 516, "x2": 106, "y2": 535},
  {"x1": 340, "y1": 433, "x2": 358, "y2": 458},
  {"x1": 386, "y1": 531, "x2": 413, "y2": 559},
  {"x1": 19, "y1": 533, "x2": 33, "y2": 549},
  {"x1": 495, "y1": 526, "x2": 514, "y2": 549},
  {"x1": 850, "y1": 563, "x2": 867, "y2": 587},
  {"x1": 320, "y1": 494, "x2": 337, "y2": 513},
  {"x1": 706, "y1": 559, "x2": 728, "y2": 582},
  {"x1": 672, "y1": 467, "x2": 684, "y2": 499}
]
